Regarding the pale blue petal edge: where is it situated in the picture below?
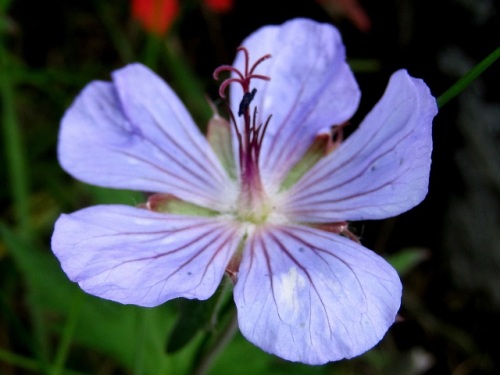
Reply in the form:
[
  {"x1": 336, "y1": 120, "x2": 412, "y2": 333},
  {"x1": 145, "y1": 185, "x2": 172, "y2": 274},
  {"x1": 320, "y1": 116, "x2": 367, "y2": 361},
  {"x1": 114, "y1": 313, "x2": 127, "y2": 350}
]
[
  {"x1": 58, "y1": 64, "x2": 235, "y2": 211},
  {"x1": 284, "y1": 69, "x2": 438, "y2": 222},
  {"x1": 234, "y1": 224, "x2": 401, "y2": 364},
  {"x1": 51, "y1": 205, "x2": 242, "y2": 307}
]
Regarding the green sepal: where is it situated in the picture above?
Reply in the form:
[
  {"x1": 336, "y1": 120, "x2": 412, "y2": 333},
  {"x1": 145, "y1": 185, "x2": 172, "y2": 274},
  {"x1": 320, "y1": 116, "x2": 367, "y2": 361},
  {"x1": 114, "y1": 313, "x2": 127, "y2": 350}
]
[
  {"x1": 206, "y1": 114, "x2": 237, "y2": 180},
  {"x1": 146, "y1": 193, "x2": 219, "y2": 217},
  {"x1": 280, "y1": 132, "x2": 334, "y2": 191}
]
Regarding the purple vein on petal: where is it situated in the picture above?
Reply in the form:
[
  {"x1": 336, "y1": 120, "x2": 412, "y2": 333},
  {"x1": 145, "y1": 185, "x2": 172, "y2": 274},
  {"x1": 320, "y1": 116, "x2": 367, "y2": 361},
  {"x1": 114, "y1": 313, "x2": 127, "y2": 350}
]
[
  {"x1": 262, "y1": 229, "x2": 336, "y2": 333},
  {"x1": 137, "y1": 105, "x2": 229, "y2": 188},
  {"x1": 281, "y1": 72, "x2": 434, "y2": 222},
  {"x1": 263, "y1": 53, "x2": 345, "y2": 179},
  {"x1": 272, "y1": 224, "x2": 398, "y2": 329},
  {"x1": 288, "y1": 100, "x2": 415, "y2": 198},
  {"x1": 146, "y1": 223, "x2": 240, "y2": 301},
  {"x1": 289, "y1": 131, "x2": 413, "y2": 207},
  {"x1": 112, "y1": 64, "x2": 229, "y2": 188},
  {"x1": 52, "y1": 205, "x2": 244, "y2": 306},
  {"x1": 234, "y1": 223, "x2": 401, "y2": 364},
  {"x1": 117, "y1": 145, "x2": 223, "y2": 201}
]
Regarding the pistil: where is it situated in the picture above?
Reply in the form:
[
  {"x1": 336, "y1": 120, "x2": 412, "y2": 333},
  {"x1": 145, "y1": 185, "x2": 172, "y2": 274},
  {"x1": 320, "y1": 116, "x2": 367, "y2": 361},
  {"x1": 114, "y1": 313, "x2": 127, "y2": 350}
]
[{"x1": 213, "y1": 47, "x2": 272, "y2": 221}]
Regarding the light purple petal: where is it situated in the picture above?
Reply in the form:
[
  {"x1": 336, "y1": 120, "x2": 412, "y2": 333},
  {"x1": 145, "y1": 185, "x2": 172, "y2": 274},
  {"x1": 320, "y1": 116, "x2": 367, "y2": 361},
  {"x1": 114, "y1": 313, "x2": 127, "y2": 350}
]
[
  {"x1": 283, "y1": 70, "x2": 438, "y2": 222},
  {"x1": 59, "y1": 63, "x2": 235, "y2": 211},
  {"x1": 234, "y1": 225, "x2": 401, "y2": 364},
  {"x1": 51, "y1": 205, "x2": 242, "y2": 307},
  {"x1": 230, "y1": 18, "x2": 360, "y2": 188}
]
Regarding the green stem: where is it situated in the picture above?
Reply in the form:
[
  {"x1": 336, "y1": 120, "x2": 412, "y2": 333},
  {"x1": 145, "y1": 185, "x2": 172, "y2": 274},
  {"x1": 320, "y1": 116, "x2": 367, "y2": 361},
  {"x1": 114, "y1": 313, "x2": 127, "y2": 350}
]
[
  {"x1": 191, "y1": 309, "x2": 239, "y2": 375},
  {"x1": 209, "y1": 279, "x2": 233, "y2": 329},
  {"x1": 51, "y1": 293, "x2": 83, "y2": 375},
  {"x1": 92, "y1": 0, "x2": 134, "y2": 63},
  {"x1": 437, "y1": 46, "x2": 500, "y2": 108},
  {"x1": 0, "y1": 349, "x2": 47, "y2": 373},
  {"x1": 0, "y1": 349, "x2": 87, "y2": 375},
  {"x1": 144, "y1": 33, "x2": 163, "y2": 71},
  {"x1": 0, "y1": 39, "x2": 31, "y2": 238},
  {"x1": 133, "y1": 308, "x2": 147, "y2": 375}
]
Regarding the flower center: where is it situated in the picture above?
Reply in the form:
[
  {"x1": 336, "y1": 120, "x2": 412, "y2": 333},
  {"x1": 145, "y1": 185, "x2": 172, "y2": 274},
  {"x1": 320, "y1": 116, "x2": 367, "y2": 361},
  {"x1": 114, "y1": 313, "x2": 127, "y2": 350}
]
[{"x1": 213, "y1": 47, "x2": 272, "y2": 224}]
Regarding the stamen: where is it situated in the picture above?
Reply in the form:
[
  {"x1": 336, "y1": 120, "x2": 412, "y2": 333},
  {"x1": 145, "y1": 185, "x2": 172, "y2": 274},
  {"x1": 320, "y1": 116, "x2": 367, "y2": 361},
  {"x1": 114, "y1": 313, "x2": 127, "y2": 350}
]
[
  {"x1": 256, "y1": 115, "x2": 272, "y2": 158},
  {"x1": 227, "y1": 107, "x2": 243, "y2": 164},
  {"x1": 238, "y1": 88, "x2": 257, "y2": 116},
  {"x1": 213, "y1": 47, "x2": 273, "y2": 206}
]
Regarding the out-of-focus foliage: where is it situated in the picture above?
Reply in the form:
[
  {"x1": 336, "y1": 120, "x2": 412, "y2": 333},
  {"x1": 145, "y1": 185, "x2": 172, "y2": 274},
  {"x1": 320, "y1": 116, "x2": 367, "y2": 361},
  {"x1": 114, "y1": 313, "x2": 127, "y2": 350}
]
[{"x1": 0, "y1": 0, "x2": 499, "y2": 374}]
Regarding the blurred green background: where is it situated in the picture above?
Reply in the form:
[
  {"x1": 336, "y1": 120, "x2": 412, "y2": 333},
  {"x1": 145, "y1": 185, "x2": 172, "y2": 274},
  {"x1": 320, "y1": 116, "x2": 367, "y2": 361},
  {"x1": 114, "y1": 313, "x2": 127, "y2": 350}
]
[{"x1": 1, "y1": 0, "x2": 499, "y2": 374}]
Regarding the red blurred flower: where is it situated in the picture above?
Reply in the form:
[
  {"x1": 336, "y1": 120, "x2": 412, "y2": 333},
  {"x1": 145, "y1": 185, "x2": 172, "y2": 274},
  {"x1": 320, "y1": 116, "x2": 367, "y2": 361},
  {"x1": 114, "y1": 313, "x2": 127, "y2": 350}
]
[
  {"x1": 132, "y1": 0, "x2": 180, "y2": 36},
  {"x1": 204, "y1": 0, "x2": 233, "y2": 13},
  {"x1": 132, "y1": 0, "x2": 234, "y2": 36},
  {"x1": 316, "y1": 0, "x2": 371, "y2": 32}
]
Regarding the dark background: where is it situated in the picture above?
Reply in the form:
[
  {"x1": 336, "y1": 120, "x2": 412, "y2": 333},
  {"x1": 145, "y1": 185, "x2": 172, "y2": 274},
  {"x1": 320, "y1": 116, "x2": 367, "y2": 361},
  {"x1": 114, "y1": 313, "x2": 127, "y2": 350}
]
[{"x1": 2, "y1": 0, "x2": 499, "y2": 374}]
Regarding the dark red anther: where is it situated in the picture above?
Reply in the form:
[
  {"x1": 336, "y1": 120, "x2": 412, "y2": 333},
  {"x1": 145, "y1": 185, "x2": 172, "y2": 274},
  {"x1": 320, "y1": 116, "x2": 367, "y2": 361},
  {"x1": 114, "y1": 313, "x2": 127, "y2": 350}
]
[{"x1": 238, "y1": 88, "x2": 257, "y2": 116}]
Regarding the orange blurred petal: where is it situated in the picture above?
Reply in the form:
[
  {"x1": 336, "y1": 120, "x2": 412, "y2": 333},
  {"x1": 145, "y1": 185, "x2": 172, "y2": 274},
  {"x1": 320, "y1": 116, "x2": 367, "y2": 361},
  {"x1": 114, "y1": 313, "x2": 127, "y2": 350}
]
[{"x1": 131, "y1": 0, "x2": 180, "y2": 35}]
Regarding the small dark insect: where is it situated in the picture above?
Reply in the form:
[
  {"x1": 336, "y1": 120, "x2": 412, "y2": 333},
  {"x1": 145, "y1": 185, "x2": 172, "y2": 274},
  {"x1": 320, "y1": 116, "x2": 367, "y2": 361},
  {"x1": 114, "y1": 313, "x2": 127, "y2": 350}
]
[{"x1": 238, "y1": 88, "x2": 257, "y2": 116}]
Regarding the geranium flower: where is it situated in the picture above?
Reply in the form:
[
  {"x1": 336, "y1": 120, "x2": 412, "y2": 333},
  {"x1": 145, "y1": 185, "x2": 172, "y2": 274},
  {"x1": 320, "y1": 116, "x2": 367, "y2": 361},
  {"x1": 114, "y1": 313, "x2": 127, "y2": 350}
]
[{"x1": 52, "y1": 18, "x2": 437, "y2": 364}]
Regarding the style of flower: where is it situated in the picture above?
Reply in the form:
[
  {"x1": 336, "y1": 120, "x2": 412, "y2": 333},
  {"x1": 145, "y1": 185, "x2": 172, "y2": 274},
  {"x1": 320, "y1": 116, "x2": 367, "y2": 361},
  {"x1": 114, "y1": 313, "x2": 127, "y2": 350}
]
[
  {"x1": 52, "y1": 18, "x2": 437, "y2": 364},
  {"x1": 131, "y1": 0, "x2": 233, "y2": 35}
]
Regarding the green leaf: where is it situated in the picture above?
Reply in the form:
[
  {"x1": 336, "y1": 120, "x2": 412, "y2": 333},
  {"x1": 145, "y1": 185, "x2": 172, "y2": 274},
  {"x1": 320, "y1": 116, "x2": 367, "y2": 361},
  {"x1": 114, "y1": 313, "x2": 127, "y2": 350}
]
[
  {"x1": 0, "y1": 222, "x2": 173, "y2": 375},
  {"x1": 166, "y1": 299, "x2": 212, "y2": 354},
  {"x1": 166, "y1": 280, "x2": 233, "y2": 353},
  {"x1": 387, "y1": 247, "x2": 429, "y2": 276},
  {"x1": 437, "y1": 46, "x2": 500, "y2": 108},
  {"x1": 208, "y1": 333, "x2": 328, "y2": 375}
]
